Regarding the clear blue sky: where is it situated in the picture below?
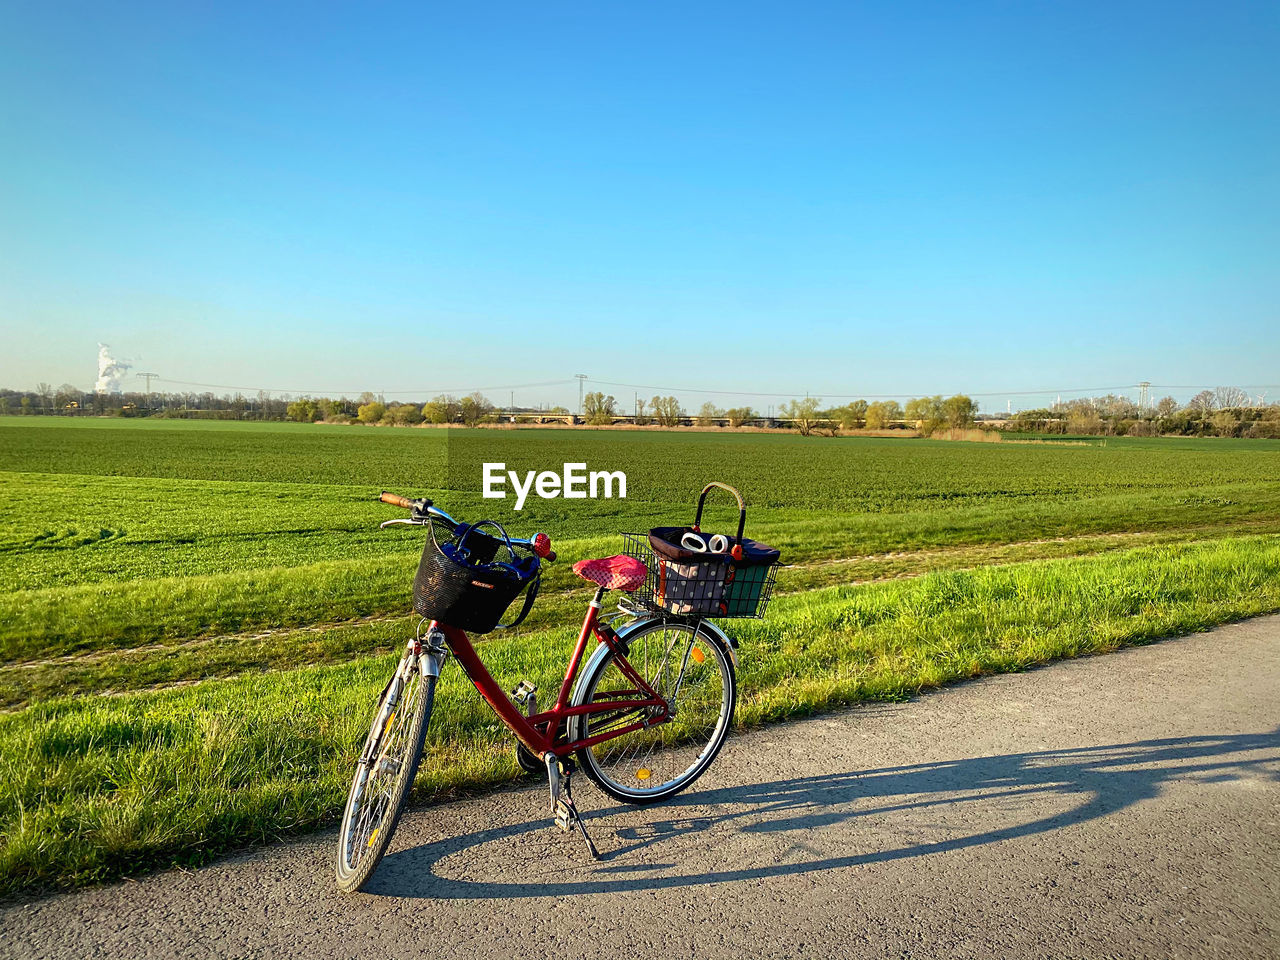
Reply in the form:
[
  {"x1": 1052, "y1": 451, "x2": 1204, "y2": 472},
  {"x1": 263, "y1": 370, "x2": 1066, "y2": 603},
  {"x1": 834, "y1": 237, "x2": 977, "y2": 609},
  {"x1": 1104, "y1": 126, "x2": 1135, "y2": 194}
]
[{"x1": 1, "y1": 0, "x2": 1276, "y2": 411}]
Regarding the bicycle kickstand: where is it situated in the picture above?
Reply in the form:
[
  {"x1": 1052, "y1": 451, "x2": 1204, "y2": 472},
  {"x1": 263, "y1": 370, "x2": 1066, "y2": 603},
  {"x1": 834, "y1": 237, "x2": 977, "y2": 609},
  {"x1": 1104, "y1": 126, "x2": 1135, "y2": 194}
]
[{"x1": 544, "y1": 753, "x2": 600, "y2": 860}]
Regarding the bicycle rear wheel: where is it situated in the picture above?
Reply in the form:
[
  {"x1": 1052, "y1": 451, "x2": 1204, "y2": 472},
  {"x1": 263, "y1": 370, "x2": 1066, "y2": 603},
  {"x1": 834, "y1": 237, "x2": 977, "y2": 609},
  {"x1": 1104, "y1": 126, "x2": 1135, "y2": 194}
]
[
  {"x1": 571, "y1": 619, "x2": 735, "y2": 804},
  {"x1": 336, "y1": 652, "x2": 435, "y2": 893}
]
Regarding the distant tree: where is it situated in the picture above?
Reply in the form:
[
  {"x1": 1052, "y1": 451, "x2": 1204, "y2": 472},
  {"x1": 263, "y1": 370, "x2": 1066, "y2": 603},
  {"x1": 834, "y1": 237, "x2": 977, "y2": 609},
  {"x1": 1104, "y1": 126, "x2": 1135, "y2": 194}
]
[
  {"x1": 0, "y1": 397, "x2": 9, "y2": 416},
  {"x1": 422, "y1": 395, "x2": 459, "y2": 423},
  {"x1": 547, "y1": 405, "x2": 571, "y2": 416},
  {"x1": 650, "y1": 396, "x2": 682, "y2": 427},
  {"x1": 942, "y1": 394, "x2": 978, "y2": 429},
  {"x1": 55, "y1": 383, "x2": 80, "y2": 413},
  {"x1": 583, "y1": 391, "x2": 617, "y2": 425},
  {"x1": 286, "y1": 399, "x2": 319, "y2": 422},
  {"x1": 358, "y1": 391, "x2": 377, "y2": 405},
  {"x1": 864, "y1": 400, "x2": 902, "y2": 430},
  {"x1": 1214, "y1": 386, "x2": 1249, "y2": 409},
  {"x1": 388, "y1": 402, "x2": 423, "y2": 425},
  {"x1": 1188, "y1": 390, "x2": 1215, "y2": 414},
  {"x1": 827, "y1": 400, "x2": 867, "y2": 431},
  {"x1": 724, "y1": 406, "x2": 755, "y2": 428},
  {"x1": 781, "y1": 397, "x2": 822, "y2": 436},
  {"x1": 905, "y1": 395, "x2": 945, "y2": 435},
  {"x1": 317, "y1": 397, "x2": 350, "y2": 421},
  {"x1": 357, "y1": 401, "x2": 386, "y2": 424},
  {"x1": 459, "y1": 392, "x2": 494, "y2": 426},
  {"x1": 634, "y1": 397, "x2": 650, "y2": 426},
  {"x1": 1249, "y1": 419, "x2": 1280, "y2": 439},
  {"x1": 36, "y1": 382, "x2": 52, "y2": 413},
  {"x1": 1094, "y1": 394, "x2": 1138, "y2": 419},
  {"x1": 1066, "y1": 408, "x2": 1105, "y2": 435},
  {"x1": 20, "y1": 396, "x2": 32, "y2": 415},
  {"x1": 696, "y1": 401, "x2": 723, "y2": 427},
  {"x1": 1155, "y1": 396, "x2": 1178, "y2": 418},
  {"x1": 1210, "y1": 410, "x2": 1242, "y2": 437}
]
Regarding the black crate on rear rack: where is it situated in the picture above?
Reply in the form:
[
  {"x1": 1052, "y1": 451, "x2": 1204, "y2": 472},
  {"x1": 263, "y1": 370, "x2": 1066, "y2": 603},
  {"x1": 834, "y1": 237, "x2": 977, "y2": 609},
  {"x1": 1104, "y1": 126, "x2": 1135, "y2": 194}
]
[{"x1": 620, "y1": 482, "x2": 780, "y2": 619}]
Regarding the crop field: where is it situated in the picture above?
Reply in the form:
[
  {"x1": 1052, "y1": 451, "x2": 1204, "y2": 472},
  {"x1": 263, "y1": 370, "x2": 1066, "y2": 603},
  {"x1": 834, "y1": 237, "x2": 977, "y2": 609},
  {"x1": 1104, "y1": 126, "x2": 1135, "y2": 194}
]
[{"x1": 2, "y1": 416, "x2": 1279, "y2": 895}]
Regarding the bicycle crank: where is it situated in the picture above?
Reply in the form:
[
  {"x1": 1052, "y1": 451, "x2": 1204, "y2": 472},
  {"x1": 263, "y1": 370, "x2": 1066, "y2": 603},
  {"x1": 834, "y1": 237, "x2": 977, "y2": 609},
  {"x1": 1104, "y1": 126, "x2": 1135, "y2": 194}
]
[{"x1": 544, "y1": 753, "x2": 600, "y2": 860}]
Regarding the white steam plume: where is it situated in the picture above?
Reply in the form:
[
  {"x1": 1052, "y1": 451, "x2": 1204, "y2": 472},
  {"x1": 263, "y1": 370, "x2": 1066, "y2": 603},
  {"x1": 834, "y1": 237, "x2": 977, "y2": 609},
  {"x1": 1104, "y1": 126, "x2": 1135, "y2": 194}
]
[{"x1": 96, "y1": 343, "x2": 132, "y2": 393}]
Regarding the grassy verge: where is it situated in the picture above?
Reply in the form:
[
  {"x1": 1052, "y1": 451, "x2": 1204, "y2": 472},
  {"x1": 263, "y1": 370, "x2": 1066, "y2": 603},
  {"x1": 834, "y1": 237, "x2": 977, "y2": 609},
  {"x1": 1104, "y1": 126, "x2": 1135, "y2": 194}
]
[
  {"x1": 8, "y1": 521, "x2": 1280, "y2": 709},
  {"x1": 2, "y1": 535, "x2": 1279, "y2": 896},
  {"x1": 6, "y1": 478, "x2": 1280, "y2": 661}
]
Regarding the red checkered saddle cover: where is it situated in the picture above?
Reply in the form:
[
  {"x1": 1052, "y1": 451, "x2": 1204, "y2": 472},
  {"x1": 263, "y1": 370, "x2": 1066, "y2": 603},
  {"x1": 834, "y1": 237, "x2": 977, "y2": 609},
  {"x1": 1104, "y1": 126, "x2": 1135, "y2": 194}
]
[{"x1": 571, "y1": 554, "x2": 648, "y2": 592}]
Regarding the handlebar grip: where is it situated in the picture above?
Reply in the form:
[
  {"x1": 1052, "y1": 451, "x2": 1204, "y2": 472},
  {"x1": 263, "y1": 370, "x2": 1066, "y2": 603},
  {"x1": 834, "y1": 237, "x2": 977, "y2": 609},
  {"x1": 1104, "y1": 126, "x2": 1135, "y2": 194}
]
[
  {"x1": 379, "y1": 491, "x2": 414, "y2": 509},
  {"x1": 545, "y1": 550, "x2": 557, "y2": 563}
]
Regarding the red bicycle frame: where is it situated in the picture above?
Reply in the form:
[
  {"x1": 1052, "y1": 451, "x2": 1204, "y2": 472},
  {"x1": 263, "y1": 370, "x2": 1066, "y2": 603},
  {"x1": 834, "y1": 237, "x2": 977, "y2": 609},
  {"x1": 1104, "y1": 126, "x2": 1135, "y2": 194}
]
[{"x1": 436, "y1": 588, "x2": 669, "y2": 760}]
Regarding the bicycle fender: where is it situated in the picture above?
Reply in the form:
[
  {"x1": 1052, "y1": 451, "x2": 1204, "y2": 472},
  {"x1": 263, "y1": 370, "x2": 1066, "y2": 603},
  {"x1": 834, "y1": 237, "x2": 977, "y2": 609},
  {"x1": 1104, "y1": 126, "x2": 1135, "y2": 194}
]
[{"x1": 696, "y1": 620, "x2": 738, "y2": 670}]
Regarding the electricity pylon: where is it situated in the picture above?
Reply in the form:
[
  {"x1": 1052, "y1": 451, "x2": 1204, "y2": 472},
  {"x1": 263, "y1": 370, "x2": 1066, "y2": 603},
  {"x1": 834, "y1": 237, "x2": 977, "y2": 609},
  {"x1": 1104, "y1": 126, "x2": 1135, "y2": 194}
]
[{"x1": 137, "y1": 372, "x2": 159, "y2": 409}]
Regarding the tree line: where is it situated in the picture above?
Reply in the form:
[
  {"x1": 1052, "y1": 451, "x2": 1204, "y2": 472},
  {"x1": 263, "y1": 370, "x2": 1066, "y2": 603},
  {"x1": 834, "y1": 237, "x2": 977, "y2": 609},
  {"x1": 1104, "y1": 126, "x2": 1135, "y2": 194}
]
[
  {"x1": 1009, "y1": 388, "x2": 1280, "y2": 439},
  {"x1": 4, "y1": 382, "x2": 1276, "y2": 439},
  {"x1": 578, "y1": 391, "x2": 980, "y2": 435}
]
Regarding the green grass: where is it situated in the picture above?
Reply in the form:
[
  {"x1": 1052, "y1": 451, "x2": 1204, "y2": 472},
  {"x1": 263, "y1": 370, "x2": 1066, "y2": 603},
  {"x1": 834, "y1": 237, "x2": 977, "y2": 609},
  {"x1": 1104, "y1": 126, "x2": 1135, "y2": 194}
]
[
  {"x1": 2, "y1": 536, "x2": 1278, "y2": 896},
  {"x1": 4, "y1": 418, "x2": 1280, "y2": 661},
  {"x1": 3, "y1": 417, "x2": 1279, "y2": 896}
]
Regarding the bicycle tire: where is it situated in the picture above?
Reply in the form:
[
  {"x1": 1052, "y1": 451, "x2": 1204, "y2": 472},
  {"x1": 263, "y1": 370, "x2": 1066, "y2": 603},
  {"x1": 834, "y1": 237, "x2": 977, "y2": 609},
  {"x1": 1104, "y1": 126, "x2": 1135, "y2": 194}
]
[
  {"x1": 570, "y1": 619, "x2": 736, "y2": 804},
  {"x1": 335, "y1": 657, "x2": 435, "y2": 893}
]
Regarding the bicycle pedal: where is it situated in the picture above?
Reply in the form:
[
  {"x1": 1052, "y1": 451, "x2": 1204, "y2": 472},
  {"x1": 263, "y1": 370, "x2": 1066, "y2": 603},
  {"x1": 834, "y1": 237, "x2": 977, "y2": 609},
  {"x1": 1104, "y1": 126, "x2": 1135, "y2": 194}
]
[
  {"x1": 511, "y1": 680, "x2": 537, "y2": 711},
  {"x1": 553, "y1": 798, "x2": 575, "y2": 833}
]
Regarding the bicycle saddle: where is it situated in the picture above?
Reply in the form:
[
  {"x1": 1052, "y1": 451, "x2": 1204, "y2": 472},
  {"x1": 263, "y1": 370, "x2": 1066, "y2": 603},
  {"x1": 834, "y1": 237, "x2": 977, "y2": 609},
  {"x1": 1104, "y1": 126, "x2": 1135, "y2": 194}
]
[{"x1": 572, "y1": 554, "x2": 648, "y2": 592}]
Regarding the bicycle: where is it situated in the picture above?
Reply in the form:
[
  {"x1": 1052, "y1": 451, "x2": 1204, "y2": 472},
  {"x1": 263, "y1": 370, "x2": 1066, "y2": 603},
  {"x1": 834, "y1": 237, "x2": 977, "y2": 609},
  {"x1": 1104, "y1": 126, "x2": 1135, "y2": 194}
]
[{"x1": 335, "y1": 492, "x2": 742, "y2": 892}]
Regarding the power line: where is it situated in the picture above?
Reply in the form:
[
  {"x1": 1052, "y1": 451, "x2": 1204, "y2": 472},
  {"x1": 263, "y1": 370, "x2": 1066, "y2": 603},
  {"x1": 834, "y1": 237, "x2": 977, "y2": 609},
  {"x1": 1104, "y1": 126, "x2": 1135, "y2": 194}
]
[
  {"x1": 586, "y1": 377, "x2": 1147, "y2": 400},
  {"x1": 142, "y1": 373, "x2": 1280, "y2": 407},
  {"x1": 153, "y1": 376, "x2": 576, "y2": 396}
]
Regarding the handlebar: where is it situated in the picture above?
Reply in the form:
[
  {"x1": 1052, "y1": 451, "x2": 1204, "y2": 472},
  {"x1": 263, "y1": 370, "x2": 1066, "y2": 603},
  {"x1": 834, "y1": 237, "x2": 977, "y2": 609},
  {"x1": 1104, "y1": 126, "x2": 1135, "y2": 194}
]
[{"x1": 377, "y1": 491, "x2": 556, "y2": 561}]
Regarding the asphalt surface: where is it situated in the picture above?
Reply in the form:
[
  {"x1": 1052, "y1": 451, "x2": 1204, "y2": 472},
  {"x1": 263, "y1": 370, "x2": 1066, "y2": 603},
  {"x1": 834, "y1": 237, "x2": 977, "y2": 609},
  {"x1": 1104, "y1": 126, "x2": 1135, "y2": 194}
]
[{"x1": 4, "y1": 616, "x2": 1278, "y2": 960}]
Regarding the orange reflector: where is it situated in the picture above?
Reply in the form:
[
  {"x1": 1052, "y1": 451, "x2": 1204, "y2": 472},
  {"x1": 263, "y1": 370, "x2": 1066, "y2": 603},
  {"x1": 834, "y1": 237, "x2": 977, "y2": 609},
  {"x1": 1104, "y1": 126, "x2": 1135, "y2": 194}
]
[
  {"x1": 636, "y1": 768, "x2": 652, "y2": 780},
  {"x1": 366, "y1": 827, "x2": 380, "y2": 849},
  {"x1": 690, "y1": 647, "x2": 705, "y2": 664}
]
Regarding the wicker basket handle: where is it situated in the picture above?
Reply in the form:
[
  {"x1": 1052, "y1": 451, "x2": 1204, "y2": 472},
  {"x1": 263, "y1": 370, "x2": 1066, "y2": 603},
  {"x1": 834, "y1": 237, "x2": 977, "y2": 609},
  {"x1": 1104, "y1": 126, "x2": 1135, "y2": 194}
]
[{"x1": 694, "y1": 482, "x2": 746, "y2": 543}]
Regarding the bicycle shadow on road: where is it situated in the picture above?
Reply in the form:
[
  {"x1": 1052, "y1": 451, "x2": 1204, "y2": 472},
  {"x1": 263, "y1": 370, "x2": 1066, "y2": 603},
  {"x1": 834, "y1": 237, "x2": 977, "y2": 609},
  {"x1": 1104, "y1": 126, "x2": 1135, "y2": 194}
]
[{"x1": 371, "y1": 728, "x2": 1280, "y2": 900}]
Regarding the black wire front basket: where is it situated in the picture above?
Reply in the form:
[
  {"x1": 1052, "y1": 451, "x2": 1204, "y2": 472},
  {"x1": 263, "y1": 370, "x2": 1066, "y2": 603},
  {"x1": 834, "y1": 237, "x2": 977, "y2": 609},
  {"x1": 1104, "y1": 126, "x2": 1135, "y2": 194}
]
[
  {"x1": 621, "y1": 533, "x2": 779, "y2": 619},
  {"x1": 412, "y1": 518, "x2": 540, "y2": 633}
]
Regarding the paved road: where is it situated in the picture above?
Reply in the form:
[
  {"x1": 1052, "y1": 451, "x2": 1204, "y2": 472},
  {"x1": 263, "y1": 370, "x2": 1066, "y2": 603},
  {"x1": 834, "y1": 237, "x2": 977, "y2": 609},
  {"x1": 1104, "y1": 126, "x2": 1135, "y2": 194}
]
[{"x1": 5, "y1": 617, "x2": 1279, "y2": 960}]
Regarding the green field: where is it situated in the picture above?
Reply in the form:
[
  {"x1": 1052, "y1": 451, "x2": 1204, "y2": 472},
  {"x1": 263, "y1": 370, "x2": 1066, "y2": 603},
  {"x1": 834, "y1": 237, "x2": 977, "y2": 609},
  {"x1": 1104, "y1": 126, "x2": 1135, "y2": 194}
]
[{"x1": 1, "y1": 417, "x2": 1279, "y2": 894}]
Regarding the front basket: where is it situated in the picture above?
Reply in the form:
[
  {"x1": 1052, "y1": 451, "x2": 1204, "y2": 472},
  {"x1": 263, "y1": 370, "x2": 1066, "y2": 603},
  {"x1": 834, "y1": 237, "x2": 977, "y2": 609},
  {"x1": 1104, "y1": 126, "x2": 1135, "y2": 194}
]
[{"x1": 412, "y1": 520, "x2": 533, "y2": 633}]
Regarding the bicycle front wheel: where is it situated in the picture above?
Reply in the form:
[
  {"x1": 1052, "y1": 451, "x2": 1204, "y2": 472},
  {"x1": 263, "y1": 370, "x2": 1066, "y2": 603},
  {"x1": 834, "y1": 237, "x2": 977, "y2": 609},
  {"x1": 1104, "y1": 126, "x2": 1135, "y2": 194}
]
[
  {"x1": 571, "y1": 619, "x2": 736, "y2": 804},
  {"x1": 336, "y1": 653, "x2": 435, "y2": 893}
]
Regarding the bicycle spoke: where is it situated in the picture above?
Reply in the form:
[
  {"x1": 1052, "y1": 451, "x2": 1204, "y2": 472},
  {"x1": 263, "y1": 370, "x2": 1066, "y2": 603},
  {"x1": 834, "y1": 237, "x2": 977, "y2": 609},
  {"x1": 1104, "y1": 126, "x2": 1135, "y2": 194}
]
[
  {"x1": 581, "y1": 622, "x2": 732, "y2": 798},
  {"x1": 339, "y1": 661, "x2": 425, "y2": 879}
]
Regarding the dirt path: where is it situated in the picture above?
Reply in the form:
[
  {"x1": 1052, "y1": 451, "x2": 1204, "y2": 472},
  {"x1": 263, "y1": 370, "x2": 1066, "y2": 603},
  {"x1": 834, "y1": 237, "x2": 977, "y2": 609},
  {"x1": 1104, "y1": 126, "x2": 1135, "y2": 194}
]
[{"x1": 4, "y1": 617, "x2": 1278, "y2": 959}]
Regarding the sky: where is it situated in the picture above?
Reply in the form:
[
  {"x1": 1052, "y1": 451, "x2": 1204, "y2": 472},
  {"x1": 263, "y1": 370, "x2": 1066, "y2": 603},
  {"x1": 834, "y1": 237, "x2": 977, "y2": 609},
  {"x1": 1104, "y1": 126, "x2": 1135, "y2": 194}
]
[{"x1": 1, "y1": 0, "x2": 1277, "y2": 412}]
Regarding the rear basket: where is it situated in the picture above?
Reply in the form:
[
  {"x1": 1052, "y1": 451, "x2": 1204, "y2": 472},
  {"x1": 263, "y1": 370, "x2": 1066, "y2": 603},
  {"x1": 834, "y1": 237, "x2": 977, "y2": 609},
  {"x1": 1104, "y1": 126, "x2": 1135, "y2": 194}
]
[{"x1": 622, "y1": 533, "x2": 778, "y2": 619}]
